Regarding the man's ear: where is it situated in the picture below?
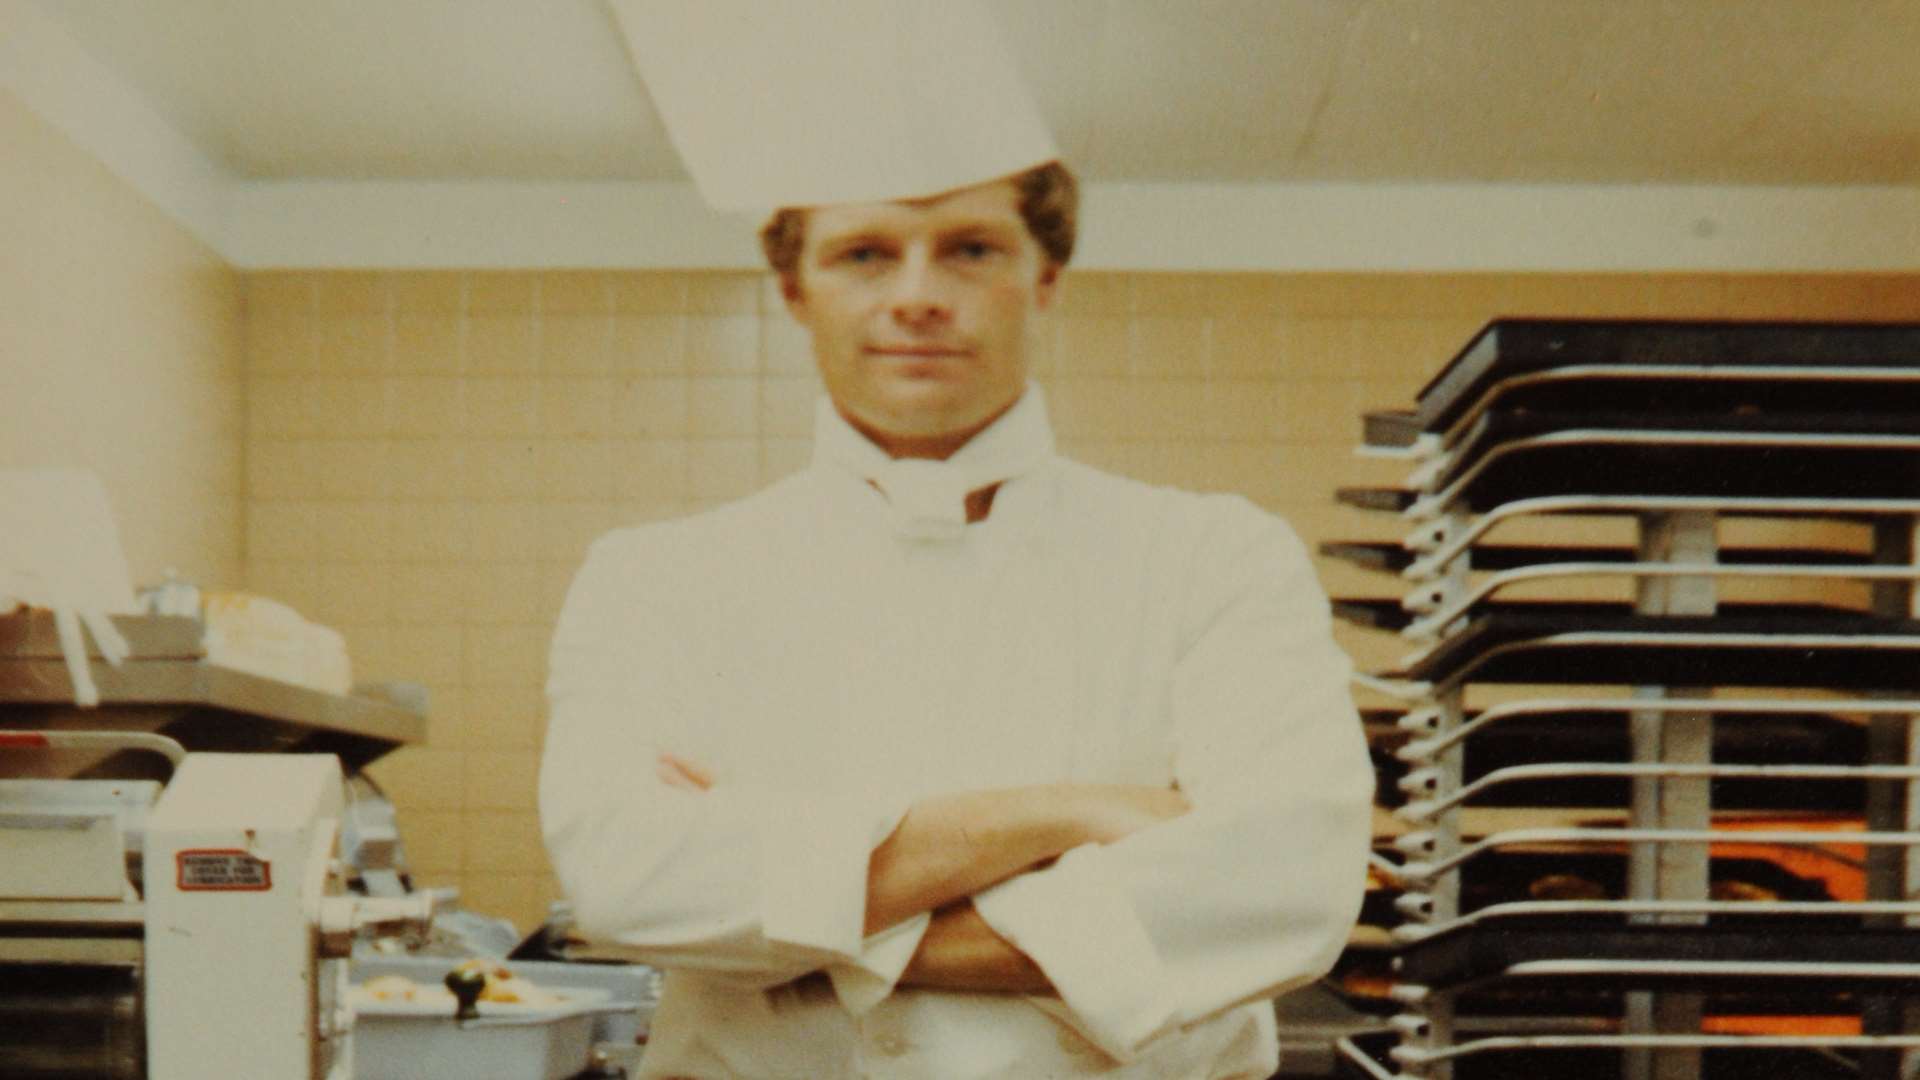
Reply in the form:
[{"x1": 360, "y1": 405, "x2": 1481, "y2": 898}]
[
  {"x1": 1034, "y1": 263, "x2": 1061, "y2": 312},
  {"x1": 779, "y1": 273, "x2": 809, "y2": 323}
]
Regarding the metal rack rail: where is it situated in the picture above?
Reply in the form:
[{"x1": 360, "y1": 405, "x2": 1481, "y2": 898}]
[{"x1": 1328, "y1": 318, "x2": 1920, "y2": 1080}]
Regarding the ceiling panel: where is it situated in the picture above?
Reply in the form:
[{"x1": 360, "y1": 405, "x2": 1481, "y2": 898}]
[
  {"x1": 1059, "y1": 0, "x2": 1354, "y2": 179},
  {"x1": 25, "y1": 0, "x2": 1920, "y2": 186},
  {"x1": 1729, "y1": 2, "x2": 1920, "y2": 182},
  {"x1": 33, "y1": 0, "x2": 681, "y2": 180},
  {"x1": 1554, "y1": 1, "x2": 1865, "y2": 181},
  {"x1": 1294, "y1": 0, "x2": 1620, "y2": 180},
  {"x1": 1292, "y1": 0, "x2": 1899, "y2": 183}
]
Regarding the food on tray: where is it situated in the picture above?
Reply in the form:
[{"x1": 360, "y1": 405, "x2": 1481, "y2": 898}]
[
  {"x1": 353, "y1": 960, "x2": 572, "y2": 1010},
  {"x1": 1526, "y1": 873, "x2": 1607, "y2": 901},
  {"x1": 362, "y1": 974, "x2": 426, "y2": 1002},
  {"x1": 1709, "y1": 878, "x2": 1780, "y2": 902},
  {"x1": 1338, "y1": 970, "x2": 1397, "y2": 999},
  {"x1": 201, "y1": 591, "x2": 353, "y2": 695}
]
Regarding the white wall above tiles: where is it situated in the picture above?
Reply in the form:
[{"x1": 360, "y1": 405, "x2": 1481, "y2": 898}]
[
  {"x1": 225, "y1": 177, "x2": 1920, "y2": 273},
  {"x1": 0, "y1": 1, "x2": 234, "y2": 253},
  {"x1": 9, "y1": 0, "x2": 1920, "y2": 273}
]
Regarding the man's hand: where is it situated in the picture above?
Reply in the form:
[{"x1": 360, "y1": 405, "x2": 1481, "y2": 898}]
[
  {"x1": 899, "y1": 901, "x2": 1054, "y2": 994},
  {"x1": 891, "y1": 786, "x2": 1190, "y2": 995}
]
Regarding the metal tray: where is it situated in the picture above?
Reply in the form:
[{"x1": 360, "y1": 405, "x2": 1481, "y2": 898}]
[
  {"x1": 1336, "y1": 1028, "x2": 1872, "y2": 1080},
  {"x1": 1392, "y1": 561, "x2": 1920, "y2": 641},
  {"x1": 0, "y1": 612, "x2": 423, "y2": 774},
  {"x1": 1333, "y1": 598, "x2": 1882, "y2": 634},
  {"x1": 1412, "y1": 320, "x2": 1920, "y2": 436},
  {"x1": 1417, "y1": 366, "x2": 1920, "y2": 453},
  {"x1": 1410, "y1": 428, "x2": 1920, "y2": 516},
  {"x1": 1364, "y1": 604, "x2": 1920, "y2": 691},
  {"x1": 1398, "y1": 915, "x2": 1920, "y2": 994},
  {"x1": 1397, "y1": 494, "x2": 1920, "y2": 578},
  {"x1": 1317, "y1": 540, "x2": 1871, "y2": 577},
  {"x1": 1369, "y1": 708, "x2": 1870, "y2": 814}
]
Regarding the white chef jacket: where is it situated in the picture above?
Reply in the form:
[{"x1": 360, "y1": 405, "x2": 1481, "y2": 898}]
[{"x1": 541, "y1": 387, "x2": 1373, "y2": 1080}]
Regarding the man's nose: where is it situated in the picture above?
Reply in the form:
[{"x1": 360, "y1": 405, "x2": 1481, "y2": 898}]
[{"x1": 888, "y1": 252, "x2": 952, "y2": 328}]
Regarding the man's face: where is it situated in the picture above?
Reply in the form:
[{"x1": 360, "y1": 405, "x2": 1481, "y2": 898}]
[{"x1": 784, "y1": 178, "x2": 1059, "y2": 458}]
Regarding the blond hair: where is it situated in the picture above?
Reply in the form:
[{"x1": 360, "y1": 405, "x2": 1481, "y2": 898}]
[{"x1": 760, "y1": 161, "x2": 1079, "y2": 293}]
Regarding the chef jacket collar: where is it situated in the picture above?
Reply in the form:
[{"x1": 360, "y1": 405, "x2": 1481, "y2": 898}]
[{"x1": 812, "y1": 385, "x2": 1056, "y2": 541}]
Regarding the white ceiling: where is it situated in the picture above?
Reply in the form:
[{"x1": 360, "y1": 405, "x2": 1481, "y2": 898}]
[{"x1": 29, "y1": 0, "x2": 1920, "y2": 187}]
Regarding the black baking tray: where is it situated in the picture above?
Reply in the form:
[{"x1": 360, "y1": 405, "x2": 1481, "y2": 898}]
[
  {"x1": 1422, "y1": 415, "x2": 1920, "y2": 505},
  {"x1": 1332, "y1": 598, "x2": 1884, "y2": 634},
  {"x1": 1335, "y1": 597, "x2": 1425, "y2": 631},
  {"x1": 1348, "y1": 602, "x2": 1920, "y2": 689},
  {"x1": 1335, "y1": 486, "x2": 1416, "y2": 513},
  {"x1": 1362, "y1": 409, "x2": 1422, "y2": 449},
  {"x1": 1397, "y1": 914, "x2": 1920, "y2": 994},
  {"x1": 1421, "y1": 431, "x2": 1920, "y2": 513},
  {"x1": 1337, "y1": 1028, "x2": 1864, "y2": 1080},
  {"x1": 1447, "y1": 852, "x2": 1840, "y2": 919},
  {"x1": 1358, "y1": 851, "x2": 1845, "y2": 940},
  {"x1": 1318, "y1": 541, "x2": 1871, "y2": 576},
  {"x1": 1367, "y1": 708, "x2": 1869, "y2": 814},
  {"x1": 1414, "y1": 319, "x2": 1920, "y2": 436},
  {"x1": 1330, "y1": 486, "x2": 1917, "y2": 523}
]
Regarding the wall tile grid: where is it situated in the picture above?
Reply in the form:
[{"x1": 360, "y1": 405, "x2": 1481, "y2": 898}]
[{"x1": 241, "y1": 269, "x2": 1920, "y2": 930}]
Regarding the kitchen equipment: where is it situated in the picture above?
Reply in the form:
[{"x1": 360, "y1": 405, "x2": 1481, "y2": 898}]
[
  {"x1": 1, "y1": 607, "x2": 434, "y2": 1078},
  {"x1": 347, "y1": 953, "x2": 660, "y2": 1080},
  {"x1": 0, "y1": 608, "x2": 421, "y2": 777},
  {"x1": 144, "y1": 753, "x2": 435, "y2": 1080},
  {"x1": 349, "y1": 984, "x2": 621, "y2": 1080},
  {"x1": 350, "y1": 953, "x2": 662, "y2": 1062},
  {"x1": 0, "y1": 739, "x2": 434, "y2": 1079},
  {"x1": 1325, "y1": 318, "x2": 1920, "y2": 1080}
]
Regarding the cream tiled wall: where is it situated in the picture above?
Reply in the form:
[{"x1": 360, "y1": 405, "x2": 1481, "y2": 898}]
[
  {"x1": 1, "y1": 88, "x2": 243, "y2": 587},
  {"x1": 241, "y1": 268, "x2": 1920, "y2": 930}
]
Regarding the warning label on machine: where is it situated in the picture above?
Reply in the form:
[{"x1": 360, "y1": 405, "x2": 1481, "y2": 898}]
[{"x1": 176, "y1": 849, "x2": 273, "y2": 891}]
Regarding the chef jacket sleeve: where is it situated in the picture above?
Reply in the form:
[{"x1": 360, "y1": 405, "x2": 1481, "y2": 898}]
[
  {"x1": 541, "y1": 530, "x2": 919, "y2": 991},
  {"x1": 971, "y1": 499, "x2": 1374, "y2": 1061}
]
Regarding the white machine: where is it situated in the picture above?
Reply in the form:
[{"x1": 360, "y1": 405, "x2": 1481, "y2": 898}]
[
  {"x1": 0, "y1": 734, "x2": 433, "y2": 1079},
  {"x1": 0, "y1": 609, "x2": 652, "y2": 1078},
  {"x1": 145, "y1": 753, "x2": 433, "y2": 1080}
]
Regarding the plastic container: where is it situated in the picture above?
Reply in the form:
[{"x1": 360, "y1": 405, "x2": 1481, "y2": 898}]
[
  {"x1": 350, "y1": 955, "x2": 659, "y2": 1049},
  {"x1": 349, "y1": 990, "x2": 619, "y2": 1080}
]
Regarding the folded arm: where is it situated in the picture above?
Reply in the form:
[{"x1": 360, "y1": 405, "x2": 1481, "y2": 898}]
[
  {"x1": 541, "y1": 502, "x2": 1371, "y2": 1039},
  {"x1": 967, "y1": 504, "x2": 1376, "y2": 1060},
  {"x1": 658, "y1": 750, "x2": 1185, "y2": 991},
  {"x1": 861, "y1": 782, "x2": 1189, "y2": 936},
  {"x1": 542, "y1": 536, "x2": 901, "y2": 989},
  {"x1": 543, "y1": 535, "x2": 1192, "y2": 993}
]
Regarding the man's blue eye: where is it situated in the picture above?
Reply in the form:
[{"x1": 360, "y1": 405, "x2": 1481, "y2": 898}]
[{"x1": 957, "y1": 242, "x2": 994, "y2": 259}]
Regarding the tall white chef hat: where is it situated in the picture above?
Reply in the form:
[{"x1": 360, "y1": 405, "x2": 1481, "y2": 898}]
[{"x1": 609, "y1": 0, "x2": 1059, "y2": 212}]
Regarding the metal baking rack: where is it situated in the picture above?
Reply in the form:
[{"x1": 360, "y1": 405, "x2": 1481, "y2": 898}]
[
  {"x1": 0, "y1": 609, "x2": 423, "y2": 776},
  {"x1": 1325, "y1": 319, "x2": 1920, "y2": 1080}
]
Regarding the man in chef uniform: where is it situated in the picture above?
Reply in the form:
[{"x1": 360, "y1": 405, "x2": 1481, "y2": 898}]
[{"x1": 540, "y1": 4, "x2": 1374, "y2": 1077}]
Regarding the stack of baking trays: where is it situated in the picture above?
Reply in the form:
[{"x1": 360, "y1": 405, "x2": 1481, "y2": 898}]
[{"x1": 1320, "y1": 319, "x2": 1920, "y2": 1080}]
